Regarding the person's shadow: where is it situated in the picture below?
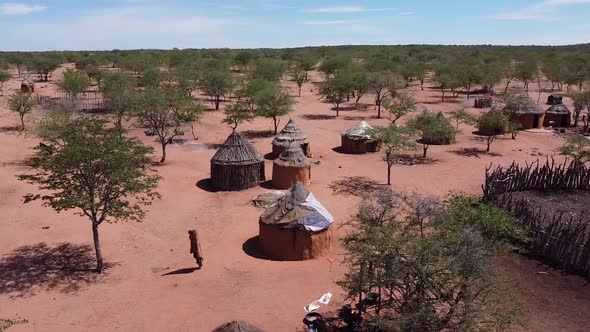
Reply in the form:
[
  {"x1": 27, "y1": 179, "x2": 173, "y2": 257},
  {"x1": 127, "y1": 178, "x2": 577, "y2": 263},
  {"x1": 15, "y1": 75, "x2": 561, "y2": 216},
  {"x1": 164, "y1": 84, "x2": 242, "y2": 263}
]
[{"x1": 161, "y1": 267, "x2": 200, "y2": 276}]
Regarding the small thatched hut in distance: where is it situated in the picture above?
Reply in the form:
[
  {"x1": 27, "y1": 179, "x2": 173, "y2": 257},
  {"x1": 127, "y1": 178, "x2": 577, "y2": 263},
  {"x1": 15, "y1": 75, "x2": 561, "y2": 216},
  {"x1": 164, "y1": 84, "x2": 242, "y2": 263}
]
[
  {"x1": 502, "y1": 96, "x2": 544, "y2": 129},
  {"x1": 271, "y1": 119, "x2": 311, "y2": 158},
  {"x1": 259, "y1": 183, "x2": 333, "y2": 261},
  {"x1": 544, "y1": 104, "x2": 571, "y2": 127},
  {"x1": 272, "y1": 145, "x2": 311, "y2": 189},
  {"x1": 547, "y1": 94, "x2": 563, "y2": 105},
  {"x1": 210, "y1": 131, "x2": 265, "y2": 191},
  {"x1": 20, "y1": 78, "x2": 35, "y2": 93},
  {"x1": 212, "y1": 320, "x2": 264, "y2": 332},
  {"x1": 341, "y1": 121, "x2": 382, "y2": 154}
]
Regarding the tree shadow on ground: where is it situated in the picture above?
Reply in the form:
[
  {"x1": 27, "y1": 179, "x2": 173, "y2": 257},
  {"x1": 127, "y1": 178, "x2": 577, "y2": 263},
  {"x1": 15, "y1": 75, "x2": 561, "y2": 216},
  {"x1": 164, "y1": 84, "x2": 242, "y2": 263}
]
[
  {"x1": 0, "y1": 242, "x2": 111, "y2": 298},
  {"x1": 241, "y1": 130, "x2": 274, "y2": 140},
  {"x1": 329, "y1": 176, "x2": 388, "y2": 197},
  {"x1": 300, "y1": 114, "x2": 334, "y2": 120},
  {"x1": 0, "y1": 125, "x2": 20, "y2": 133},
  {"x1": 242, "y1": 236, "x2": 272, "y2": 260},
  {"x1": 449, "y1": 147, "x2": 502, "y2": 158},
  {"x1": 394, "y1": 154, "x2": 440, "y2": 166}
]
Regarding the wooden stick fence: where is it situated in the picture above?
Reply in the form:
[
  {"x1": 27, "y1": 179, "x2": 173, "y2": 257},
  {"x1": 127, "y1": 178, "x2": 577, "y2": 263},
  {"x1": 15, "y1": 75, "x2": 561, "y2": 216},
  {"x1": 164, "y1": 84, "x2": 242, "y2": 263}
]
[{"x1": 483, "y1": 159, "x2": 590, "y2": 276}]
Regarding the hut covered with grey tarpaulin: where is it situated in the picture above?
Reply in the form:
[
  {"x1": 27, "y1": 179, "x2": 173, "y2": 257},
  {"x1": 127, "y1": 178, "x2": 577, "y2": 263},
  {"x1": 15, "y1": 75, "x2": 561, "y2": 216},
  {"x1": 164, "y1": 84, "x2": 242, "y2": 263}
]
[
  {"x1": 210, "y1": 131, "x2": 265, "y2": 191},
  {"x1": 502, "y1": 96, "x2": 544, "y2": 129},
  {"x1": 271, "y1": 119, "x2": 311, "y2": 158},
  {"x1": 340, "y1": 121, "x2": 382, "y2": 154}
]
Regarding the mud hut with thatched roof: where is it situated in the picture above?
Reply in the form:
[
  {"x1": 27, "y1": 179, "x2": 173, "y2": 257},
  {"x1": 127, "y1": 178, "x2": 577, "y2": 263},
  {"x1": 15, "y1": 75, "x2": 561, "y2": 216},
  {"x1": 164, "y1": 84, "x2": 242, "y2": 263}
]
[
  {"x1": 210, "y1": 131, "x2": 265, "y2": 191},
  {"x1": 340, "y1": 121, "x2": 382, "y2": 154},
  {"x1": 547, "y1": 94, "x2": 563, "y2": 105},
  {"x1": 212, "y1": 320, "x2": 264, "y2": 332},
  {"x1": 544, "y1": 103, "x2": 571, "y2": 127},
  {"x1": 271, "y1": 119, "x2": 311, "y2": 158},
  {"x1": 20, "y1": 78, "x2": 34, "y2": 93},
  {"x1": 258, "y1": 182, "x2": 332, "y2": 261},
  {"x1": 272, "y1": 145, "x2": 311, "y2": 189},
  {"x1": 502, "y1": 96, "x2": 544, "y2": 129}
]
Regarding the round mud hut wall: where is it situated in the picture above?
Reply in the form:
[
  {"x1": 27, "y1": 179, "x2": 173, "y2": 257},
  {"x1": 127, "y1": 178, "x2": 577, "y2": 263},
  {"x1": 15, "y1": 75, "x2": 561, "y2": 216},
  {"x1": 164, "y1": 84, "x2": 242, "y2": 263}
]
[
  {"x1": 272, "y1": 164, "x2": 311, "y2": 189},
  {"x1": 543, "y1": 104, "x2": 571, "y2": 127},
  {"x1": 258, "y1": 224, "x2": 332, "y2": 261},
  {"x1": 340, "y1": 136, "x2": 382, "y2": 154},
  {"x1": 210, "y1": 131, "x2": 265, "y2": 191}
]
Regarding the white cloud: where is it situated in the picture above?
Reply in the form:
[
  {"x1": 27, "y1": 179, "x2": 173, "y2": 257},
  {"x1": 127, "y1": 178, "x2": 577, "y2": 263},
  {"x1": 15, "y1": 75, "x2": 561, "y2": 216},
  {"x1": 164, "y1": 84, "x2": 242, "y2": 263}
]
[
  {"x1": 0, "y1": 3, "x2": 47, "y2": 15},
  {"x1": 399, "y1": 11, "x2": 414, "y2": 16},
  {"x1": 490, "y1": 0, "x2": 590, "y2": 20},
  {"x1": 303, "y1": 20, "x2": 362, "y2": 25},
  {"x1": 305, "y1": 6, "x2": 395, "y2": 13}
]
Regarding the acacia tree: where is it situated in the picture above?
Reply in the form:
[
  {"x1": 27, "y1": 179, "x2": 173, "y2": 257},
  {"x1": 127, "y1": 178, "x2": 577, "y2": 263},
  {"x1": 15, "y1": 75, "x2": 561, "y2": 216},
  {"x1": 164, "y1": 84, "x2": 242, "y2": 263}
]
[
  {"x1": 559, "y1": 134, "x2": 590, "y2": 164},
  {"x1": 369, "y1": 125, "x2": 417, "y2": 185},
  {"x1": 18, "y1": 116, "x2": 160, "y2": 273},
  {"x1": 408, "y1": 111, "x2": 457, "y2": 157},
  {"x1": 569, "y1": 91, "x2": 590, "y2": 127},
  {"x1": 199, "y1": 70, "x2": 233, "y2": 110},
  {"x1": 368, "y1": 72, "x2": 398, "y2": 118},
  {"x1": 9, "y1": 93, "x2": 37, "y2": 130},
  {"x1": 339, "y1": 191, "x2": 524, "y2": 331},
  {"x1": 383, "y1": 93, "x2": 416, "y2": 124},
  {"x1": 319, "y1": 75, "x2": 352, "y2": 117},
  {"x1": 514, "y1": 60, "x2": 537, "y2": 93},
  {"x1": 0, "y1": 70, "x2": 9, "y2": 96},
  {"x1": 449, "y1": 107, "x2": 478, "y2": 130},
  {"x1": 222, "y1": 102, "x2": 255, "y2": 131},
  {"x1": 137, "y1": 88, "x2": 202, "y2": 163},
  {"x1": 102, "y1": 73, "x2": 135, "y2": 131},
  {"x1": 289, "y1": 66, "x2": 308, "y2": 97},
  {"x1": 254, "y1": 84, "x2": 294, "y2": 134},
  {"x1": 477, "y1": 109, "x2": 510, "y2": 152},
  {"x1": 57, "y1": 69, "x2": 91, "y2": 101}
]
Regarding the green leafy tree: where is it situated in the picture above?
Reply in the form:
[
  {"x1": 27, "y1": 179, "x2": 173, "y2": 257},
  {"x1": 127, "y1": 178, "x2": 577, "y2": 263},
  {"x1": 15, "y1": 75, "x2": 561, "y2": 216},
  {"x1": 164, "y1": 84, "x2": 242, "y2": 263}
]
[
  {"x1": 254, "y1": 84, "x2": 294, "y2": 134},
  {"x1": 251, "y1": 58, "x2": 285, "y2": 82},
  {"x1": 85, "y1": 66, "x2": 108, "y2": 89},
  {"x1": 319, "y1": 75, "x2": 352, "y2": 117},
  {"x1": 223, "y1": 102, "x2": 255, "y2": 131},
  {"x1": 383, "y1": 93, "x2": 416, "y2": 124},
  {"x1": 338, "y1": 191, "x2": 523, "y2": 332},
  {"x1": 173, "y1": 64, "x2": 199, "y2": 97},
  {"x1": 101, "y1": 73, "x2": 135, "y2": 130},
  {"x1": 139, "y1": 67, "x2": 162, "y2": 88},
  {"x1": 199, "y1": 70, "x2": 233, "y2": 110},
  {"x1": 56, "y1": 69, "x2": 91, "y2": 101},
  {"x1": 28, "y1": 55, "x2": 61, "y2": 82},
  {"x1": 569, "y1": 91, "x2": 590, "y2": 127},
  {"x1": 237, "y1": 79, "x2": 274, "y2": 110},
  {"x1": 234, "y1": 51, "x2": 254, "y2": 71},
  {"x1": 368, "y1": 72, "x2": 398, "y2": 118},
  {"x1": 0, "y1": 70, "x2": 9, "y2": 96},
  {"x1": 18, "y1": 116, "x2": 160, "y2": 273},
  {"x1": 289, "y1": 66, "x2": 308, "y2": 97},
  {"x1": 514, "y1": 60, "x2": 537, "y2": 93},
  {"x1": 369, "y1": 125, "x2": 417, "y2": 185},
  {"x1": 408, "y1": 111, "x2": 457, "y2": 157},
  {"x1": 478, "y1": 109, "x2": 510, "y2": 152},
  {"x1": 559, "y1": 134, "x2": 590, "y2": 164},
  {"x1": 136, "y1": 88, "x2": 201, "y2": 162},
  {"x1": 8, "y1": 93, "x2": 37, "y2": 130},
  {"x1": 457, "y1": 61, "x2": 483, "y2": 99},
  {"x1": 449, "y1": 107, "x2": 478, "y2": 130}
]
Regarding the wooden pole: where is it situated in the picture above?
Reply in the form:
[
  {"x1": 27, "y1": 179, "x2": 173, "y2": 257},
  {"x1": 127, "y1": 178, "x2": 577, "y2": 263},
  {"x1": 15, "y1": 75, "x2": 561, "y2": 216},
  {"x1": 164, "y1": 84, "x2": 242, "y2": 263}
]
[{"x1": 188, "y1": 230, "x2": 203, "y2": 268}]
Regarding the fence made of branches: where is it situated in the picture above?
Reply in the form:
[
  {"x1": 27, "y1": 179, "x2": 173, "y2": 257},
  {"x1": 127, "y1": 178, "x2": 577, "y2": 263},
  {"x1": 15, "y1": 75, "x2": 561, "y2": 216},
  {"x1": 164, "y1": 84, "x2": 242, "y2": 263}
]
[
  {"x1": 483, "y1": 159, "x2": 590, "y2": 276},
  {"x1": 35, "y1": 91, "x2": 109, "y2": 112}
]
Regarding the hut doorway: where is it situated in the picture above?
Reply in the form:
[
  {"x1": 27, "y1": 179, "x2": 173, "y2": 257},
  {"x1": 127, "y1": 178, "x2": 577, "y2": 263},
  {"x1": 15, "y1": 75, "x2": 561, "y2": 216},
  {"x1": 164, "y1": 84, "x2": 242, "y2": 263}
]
[{"x1": 533, "y1": 114, "x2": 541, "y2": 128}]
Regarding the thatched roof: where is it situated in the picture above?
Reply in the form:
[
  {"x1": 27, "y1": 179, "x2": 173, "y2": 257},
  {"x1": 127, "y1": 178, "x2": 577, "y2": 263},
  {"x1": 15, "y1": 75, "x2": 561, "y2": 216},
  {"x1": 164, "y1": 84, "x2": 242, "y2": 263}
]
[
  {"x1": 272, "y1": 119, "x2": 308, "y2": 147},
  {"x1": 21, "y1": 78, "x2": 34, "y2": 86},
  {"x1": 211, "y1": 131, "x2": 264, "y2": 166},
  {"x1": 547, "y1": 104, "x2": 571, "y2": 114},
  {"x1": 260, "y1": 182, "x2": 333, "y2": 231},
  {"x1": 212, "y1": 320, "x2": 264, "y2": 332},
  {"x1": 274, "y1": 144, "x2": 310, "y2": 167},
  {"x1": 503, "y1": 96, "x2": 544, "y2": 114},
  {"x1": 342, "y1": 121, "x2": 374, "y2": 140}
]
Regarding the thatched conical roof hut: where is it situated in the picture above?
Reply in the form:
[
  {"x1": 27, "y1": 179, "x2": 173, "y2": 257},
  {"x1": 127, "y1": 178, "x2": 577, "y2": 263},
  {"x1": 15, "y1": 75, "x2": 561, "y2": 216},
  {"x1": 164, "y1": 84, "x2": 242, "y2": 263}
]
[
  {"x1": 340, "y1": 121, "x2": 382, "y2": 154},
  {"x1": 210, "y1": 131, "x2": 265, "y2": 191},
  {"x1": 544, "y1": 103, "x2": 571, "y2": 127},
  {"x1": 212, "y1": 320, "x2": 264, "y2": 332},
  {"x1": 272, "y1": 144, "x2": 311, "y2": 189},
  {"x1": 271, "y1": 119, "x2": 311, "y2": 158},
  {"x1": 258, "y1": 182, "x2": 333, "y2": 261},
  {"x1": 502, "y1": 96, "x2": 544, "y2": 129},
  {"x1": 20, "y1": 78, "x2": 35, "y2": 93}
]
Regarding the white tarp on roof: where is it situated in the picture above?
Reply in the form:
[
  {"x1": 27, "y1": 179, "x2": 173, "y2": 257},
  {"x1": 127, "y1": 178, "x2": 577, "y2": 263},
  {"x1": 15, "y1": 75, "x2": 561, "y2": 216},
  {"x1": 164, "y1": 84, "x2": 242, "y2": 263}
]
[{"x1": 299, "y1": 192, "x2": 334, "y2": 231}]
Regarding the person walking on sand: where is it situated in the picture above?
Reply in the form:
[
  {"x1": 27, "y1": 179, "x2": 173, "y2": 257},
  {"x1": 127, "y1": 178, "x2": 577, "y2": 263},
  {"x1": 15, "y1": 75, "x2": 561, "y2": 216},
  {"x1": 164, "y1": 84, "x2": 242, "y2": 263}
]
[{"x1": 188, "y1": 230, "x2": 203, "y2": 268}]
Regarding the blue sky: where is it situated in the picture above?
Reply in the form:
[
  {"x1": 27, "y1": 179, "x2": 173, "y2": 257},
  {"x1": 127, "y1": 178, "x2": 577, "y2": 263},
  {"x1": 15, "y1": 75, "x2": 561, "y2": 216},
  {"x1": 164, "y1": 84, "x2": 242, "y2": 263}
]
[{"x1": 0, "y1": 0, "x2": 589, "y2": 51}]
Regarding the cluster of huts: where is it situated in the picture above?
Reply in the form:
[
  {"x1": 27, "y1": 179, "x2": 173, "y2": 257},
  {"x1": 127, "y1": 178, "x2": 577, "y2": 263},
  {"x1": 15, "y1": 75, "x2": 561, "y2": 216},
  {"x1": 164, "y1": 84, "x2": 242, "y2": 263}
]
[
  {"x1": 208, "y1": 119, "x2": 381, "y2": 261},
  {"x1": 502, "y1": 95, "x2": 571, "y2": 129}
]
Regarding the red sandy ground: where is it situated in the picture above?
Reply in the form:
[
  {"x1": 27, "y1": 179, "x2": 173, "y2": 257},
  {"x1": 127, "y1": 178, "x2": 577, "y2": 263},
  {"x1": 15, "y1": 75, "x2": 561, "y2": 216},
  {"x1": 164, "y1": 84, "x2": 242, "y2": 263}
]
[{"x1": 1, "y1": 66, "x2": 589, "y2": 331}]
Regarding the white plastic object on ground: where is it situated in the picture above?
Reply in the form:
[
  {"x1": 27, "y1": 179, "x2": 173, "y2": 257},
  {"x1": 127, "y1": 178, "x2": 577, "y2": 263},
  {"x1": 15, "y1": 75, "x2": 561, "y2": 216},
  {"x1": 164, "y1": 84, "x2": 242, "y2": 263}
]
[
  {"x1": 304, "y1": 301, "x2": 321, "y2": 313},
  {"x1": 318, "y1": 293, "x2": 332, "y2": 305}
]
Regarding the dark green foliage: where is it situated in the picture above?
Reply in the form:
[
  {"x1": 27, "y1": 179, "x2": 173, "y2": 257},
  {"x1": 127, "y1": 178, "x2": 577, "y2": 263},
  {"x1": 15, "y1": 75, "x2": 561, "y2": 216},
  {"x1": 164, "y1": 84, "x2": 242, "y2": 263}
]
[
  {"x1": 250, "y1": 58, "x2": 285, "y2": 82},
  {"x1": 478, "y1": 109, "x2": 511, "y2": 152},
  {"x1": 559, "y1": 134, "x2": 590, "y2": 164},
  {"x1": 319, "y1": 75, "x2": 353, "y2": 117},
  {"x1": 56, "y1": 69, "x2": 91, "y2": 100},
  {"x1": 223, "y1": 102, "x2": 255, "y2": 131},
  {"x1": 253, "y1": 84, "x2": 294, "y2": 134},
  {"x1": 18, "y1": 116, "x2": 160, "y2": 272},
  {"x1": 408, "y1": 111, "x2": 457, "y2": 157},
  {"x1": 8, "y1": 93, "x2": 37, "y2": 130},
  {"x1": 199, "y1": 69, "x2": 233, "y2": 110},
  {"x1": 368, "y1": 126, "x2": 418, "y2": 185}
]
